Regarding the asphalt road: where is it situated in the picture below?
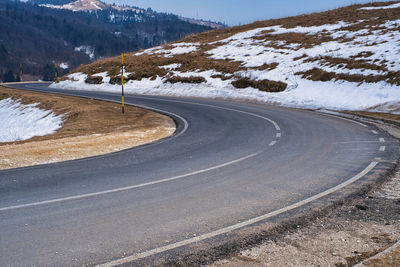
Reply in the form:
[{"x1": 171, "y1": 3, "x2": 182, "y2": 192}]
[{"x1": 0, "y1": 83, "x2": 398, "y2": 266}]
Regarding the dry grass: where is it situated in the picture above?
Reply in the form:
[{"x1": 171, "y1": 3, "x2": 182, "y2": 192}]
[
  {"x1": 0, "y1": 86, "x2": 176, "y2": 169},
  {"x1": 165, "y1": 76, "x2": 206, "y2": 84},
  {"x1": 231, "y1": 78, "x2": 287, "y2": 92},
  {"x1": 296, "y1": 68, "x2": 400, "y2": 86},
  {"x1": 65, "y1": 1, "x2": 400, "y2": 89},
  {"x1": 305, "y1": 56, "x2": 388, "y2": 72},
  {"x1": 0, "y1": 86, "x2": 175, "y2": 144}
]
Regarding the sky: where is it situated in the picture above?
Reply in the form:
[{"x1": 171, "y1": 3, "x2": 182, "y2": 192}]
[{"x1": 109, "y1": 0, "x2": 394, "y2": 26}]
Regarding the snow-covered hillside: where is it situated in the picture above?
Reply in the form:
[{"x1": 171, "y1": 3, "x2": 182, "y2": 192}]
[
  {"x1": 0, "y1": 98, "x2": 64, "y2": 142},
  {"x1": 53, "y1": 1, "x2": 400, "y2": 113}
]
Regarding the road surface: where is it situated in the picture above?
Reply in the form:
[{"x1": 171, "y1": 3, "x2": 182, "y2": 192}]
[{"x1": 0, "y1": 82, "x2": 398, "y2": 266}]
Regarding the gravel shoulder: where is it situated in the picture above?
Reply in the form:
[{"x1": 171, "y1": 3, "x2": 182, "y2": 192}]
[
  {"x1": 210, "y1": 113, "x2": 400, "y2": 267},
  {"x1": 0, "y1": 86, "x2": 176, "y2": 170}
]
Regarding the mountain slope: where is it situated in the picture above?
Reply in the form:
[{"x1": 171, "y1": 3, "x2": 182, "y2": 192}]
[
  {"x1": 36, "y1": 0, "x2": 225, "y2": 29},
  {"x1": 0, "y1": 0, "x2": 217, "y2": 81},
  {"x1": 55, "y1": 1, "x2": 400, "y2": 113}
]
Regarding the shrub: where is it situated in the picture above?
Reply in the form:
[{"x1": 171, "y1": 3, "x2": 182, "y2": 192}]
[
  {"x1": 85, "y1": 75, "x2": 103, "y2": 84},
  {"x1": 232, "y1": 78, "x2": 287, "y2": 92},
  {"x1": 164, "y1": 76, "x2": 206, "y2": 84}
]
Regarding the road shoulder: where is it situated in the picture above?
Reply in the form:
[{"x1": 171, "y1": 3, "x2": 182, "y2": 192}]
[
  {"x1": 209, "y1": 113, "x2": 400, "y2": 267},
  {"x1": 0, "y1": 86, "x2": 176, "y2": 170}
]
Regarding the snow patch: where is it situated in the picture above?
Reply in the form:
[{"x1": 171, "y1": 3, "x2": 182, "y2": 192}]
[
  {"x1": 74, "y1": 45, "x2": 95, "y2": 59},
  {"x1": 59, "y1": 63, "x2": 69, "y2": 69},
  {"x1": 360, "y1": 3, "x2": 400, "y2": 10},
  {"x1": 0, "y1": 98, "x2": 64, "y2": 142}
]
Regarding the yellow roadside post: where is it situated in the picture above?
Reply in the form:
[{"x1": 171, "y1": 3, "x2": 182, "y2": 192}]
[{"x1": 121, "y1": 53, "x2": 125, "y2": 114}]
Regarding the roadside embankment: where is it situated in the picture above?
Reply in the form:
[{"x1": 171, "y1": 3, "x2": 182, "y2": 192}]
[{"x1": 0, "y1": 86, "x2": 176, "y2": 170}]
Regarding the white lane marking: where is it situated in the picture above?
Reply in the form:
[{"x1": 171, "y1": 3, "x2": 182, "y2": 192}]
[
  {"x1": 317, "y1": 112, "x2": 368, "y2": 127},
  {"x1": 375, "y1": 157, "x2": 382, "y2": 161},
  {"x1": 269, "y1": 141, "x2": 277, "y2": 146},
  {"x1": 0, "y1": 152, "x2": 262, "y2": 212},
  {"x1": 98, "y1": 162, "x2": 378, "y2": 267},
  {"x1": 379, "y1": 146, "x2": 386, "y2": 152},
  {"x1": 379, "y1": 138, "x2": 385, "y2": 143},
  {"x1": 136, "y1": 96, "x2": 281, "y2": 131},
  {"x1": 371, "y1": 130, "x2": 378, "y2": 135},
  {"x1": 331, "y1": 141, "x2": 385, "y2": 144},
  {"x1": 276, "y1": 133, "x2": 281, "y2": 138}
]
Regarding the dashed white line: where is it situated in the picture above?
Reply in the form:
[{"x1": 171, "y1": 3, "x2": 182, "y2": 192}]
[
  {"x1": 379, "y1": 138, "x2": 385, "y2": 143},
  {"x1": 371, "y1": 130, "x2": 378, "y2": 135},
  {"x1": 276, "y1": 133, "x2": 281, "y2": 138},
  {"x1": 269, "y1": 141, "x2": 277, "y2": 146},
  {"x1": 379, "y1": 146, "x2": 386, "y2": 152},
  {"x1": 97, "y1": 161, "x2": 379, "y2": 267}
]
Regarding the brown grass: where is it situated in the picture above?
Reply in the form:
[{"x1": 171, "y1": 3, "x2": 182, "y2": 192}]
[
  {"x1": 65, "y1": 1, "x2": 400, "y2": 89},
  {"x1": 164, "y1": 76, "x2": 206, "y2": 84},
  {"x1": 0, "y1": 86, "x2": 175, "y2": 144},
  {"x1": 305, "y1": 56, "x2": 388, "y2": 72},
  {"x1": 85, "y1": 75, "x2": 103, "y2": 84},
  {"x1": 296, "y1": 68, "x2": 400, "y2": 86},
  {"x1": 232, "y1": 78, "x2": 287, "y2": 92},
  {"x1": 257, "y1": 62, "x2": 279, "y2": 71}
]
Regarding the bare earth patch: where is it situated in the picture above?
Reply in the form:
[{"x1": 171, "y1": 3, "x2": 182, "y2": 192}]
[
  {"x1": 210, "y1": 115, "x2": 400, "y2": 267},
  {"x1": 0, "y1": 86, "x2": 175, "y2": 170}
]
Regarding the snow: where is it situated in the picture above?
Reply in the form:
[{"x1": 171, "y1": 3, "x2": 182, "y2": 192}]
[
  {"x1": 160, "y1": 63, "x2": 182, "y2": 70},
  {"x1": 0, "y1": 98, "x2": 64, "y2": 143},
  {"x1": 360, "y1": 3, "x2": 400, "y2": 10},
  {"x1": 135, "y1": 43, "x2": 199, "y2": 57},
  {"x1": 74, "y1": 45, "x2": 95, "y2": 59},
  {"x1": 53, "y1": 17, "x2": 400, "y2": 114},
  {"x1": 52, "y1": 71, "x2": 400, "y2": 114},
  {"x1": 59, "y1": 63, "x2": 69, "y2": 69}
]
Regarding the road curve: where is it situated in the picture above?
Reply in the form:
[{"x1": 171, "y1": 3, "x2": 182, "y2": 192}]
[{"x1": 0, "y1": 83, "x2": 398, "y2": 266}]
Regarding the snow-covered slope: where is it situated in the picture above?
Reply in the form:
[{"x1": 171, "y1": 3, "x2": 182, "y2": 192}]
[
  {"x1": 53, "y1": 1, "x2": 400, "y2": 113},
  {"x1": 0, "y1": 98, "x2": 64, "y2": 142},
  {"x1": 41, "y1": 0, "x2": 108, "y2": 11}
]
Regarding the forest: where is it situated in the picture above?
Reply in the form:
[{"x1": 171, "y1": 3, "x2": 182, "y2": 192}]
[{"x1": 0, "y1": 0, "x2": 215, "y2": 81}]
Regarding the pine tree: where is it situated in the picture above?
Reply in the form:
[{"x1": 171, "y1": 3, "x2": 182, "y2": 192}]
[{"x1": 3, "y1": 70, "x2": 15, "y2": 82}]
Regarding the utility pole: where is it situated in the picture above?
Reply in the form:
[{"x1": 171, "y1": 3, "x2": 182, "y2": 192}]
[{"x1": 121, "y1": 53, "x2": 125, "y2": 114}]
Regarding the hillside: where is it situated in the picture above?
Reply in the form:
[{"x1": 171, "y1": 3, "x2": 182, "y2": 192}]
[
  {"x1": 54, "y1": 1, "x2": 400, "y2": 113},
  {"x1": 36, "y1": 0, "x2": 225, "y2": 29},
  {"x1": 0, "y1": 0, "x2": 220, "y2": 82}
]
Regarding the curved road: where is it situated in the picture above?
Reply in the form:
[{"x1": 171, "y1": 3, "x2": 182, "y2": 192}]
[{"x1": 0, "y1": 83, "x2": 398, "y2": 266}]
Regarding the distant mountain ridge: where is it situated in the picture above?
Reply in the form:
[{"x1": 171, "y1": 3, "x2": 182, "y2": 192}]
[
  {"x1": 35, "y1": 0, "x2": 225, "y2": 29},
  {"x1": 0, "y1": 0, "x2": 223, "y2": 82}
]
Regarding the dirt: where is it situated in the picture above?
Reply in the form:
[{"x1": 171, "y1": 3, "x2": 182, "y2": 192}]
[
  {"x1": 0, "y1": 86, "x2": 176, "y2": 170},
  {"x1": 209, "y1": 117, "x2": 400, "y2": 267}
]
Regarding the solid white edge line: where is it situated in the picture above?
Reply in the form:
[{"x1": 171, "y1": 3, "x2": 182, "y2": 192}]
[
  {"x1": 317, "y1": 112, "x2": 368, "y2": 127},
  {"x1": 98, "y1": 161, "x2": 379, "y2": 267},
  {"x1": 380, "y1": 146, "x2": 386, "y2": 152},
  {"x1": 136, "y1": 96, "x2": 282, "y2": 131},
  {"x1": 0, "y1": 152, "x2": 261, "y2": 212}
]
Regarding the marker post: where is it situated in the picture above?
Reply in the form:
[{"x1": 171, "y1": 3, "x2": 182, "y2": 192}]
[
  {"x1": 121, "y1": 53, "x2": 125, "y2": 114},
  {"x1": 19, "y1": 64, "x2": 22, "y2": 82}
]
